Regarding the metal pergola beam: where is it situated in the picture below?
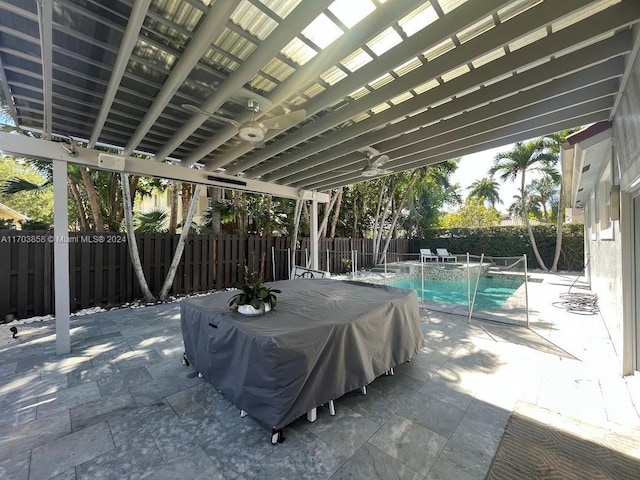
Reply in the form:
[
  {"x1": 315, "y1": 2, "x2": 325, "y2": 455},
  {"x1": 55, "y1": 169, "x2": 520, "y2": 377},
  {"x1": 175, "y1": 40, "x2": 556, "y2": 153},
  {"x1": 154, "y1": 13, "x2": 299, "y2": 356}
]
[
  {"x1": 246, "y1": 1, "x2": 636, "y2": 180},
  {"x1": 88, "y1": 0, "x2": 152, "y2": 148},
  {"x1": 36, "y1": 0, "x2": 52, "y2": 139},
  {"x1": 156, "y1": 0, "x2": 334, "y2": 164},
  {"x1": 198, "y1": 0, "x2": 445, "y2": 170},
  {"x1": 0, "y1": 133, "x2": 328, "y2": 202},
  {"x1": 226, "y1": 0, "x2": 600, "y2": 177},
  {"x1": 283, "y1": 68, "x2": 622, "y2": 186},
  {"x1": 122, "y1": 0, "x2": 242, "y2": 155},
  {"x1": 305, "y1": 101, "x2": 611, "y2": 190}
]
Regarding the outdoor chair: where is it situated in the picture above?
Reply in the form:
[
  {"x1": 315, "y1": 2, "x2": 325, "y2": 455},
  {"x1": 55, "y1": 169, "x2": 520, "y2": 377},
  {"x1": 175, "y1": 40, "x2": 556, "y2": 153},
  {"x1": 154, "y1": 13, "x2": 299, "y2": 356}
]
[
  {"x1": 291, "y1": 266, "x2": 330, "y2": 279},
  {"x1": 436, "y1": 248, "x2": 456, "y2": 262},
  {"x1": 420, "y1": 248, "x2": 438, "y2": 262}
]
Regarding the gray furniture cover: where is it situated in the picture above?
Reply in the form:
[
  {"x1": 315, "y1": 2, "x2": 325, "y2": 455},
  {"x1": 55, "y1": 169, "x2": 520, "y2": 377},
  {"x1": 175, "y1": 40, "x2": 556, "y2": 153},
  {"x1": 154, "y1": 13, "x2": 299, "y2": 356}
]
[{"x1": 180, "y1": 279, "x2": 423, "y2": 430}]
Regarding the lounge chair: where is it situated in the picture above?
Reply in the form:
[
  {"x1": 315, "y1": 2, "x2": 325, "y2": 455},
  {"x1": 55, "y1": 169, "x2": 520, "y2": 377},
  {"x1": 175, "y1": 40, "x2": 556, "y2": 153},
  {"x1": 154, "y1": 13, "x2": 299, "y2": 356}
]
[
  {"x1": 436, "y1": 248, "x2": 456, "y2": 262},
  {"x1": 420, "y1": 248, "x2": 438, "y2": 262},
  {"x1": 291, "y1": 266, "x2": 330, "y2": 279}
]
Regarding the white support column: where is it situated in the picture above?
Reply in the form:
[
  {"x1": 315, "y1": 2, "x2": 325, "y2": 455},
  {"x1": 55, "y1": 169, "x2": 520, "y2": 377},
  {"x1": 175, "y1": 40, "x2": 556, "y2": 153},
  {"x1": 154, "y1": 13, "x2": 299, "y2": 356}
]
[
  {"x1": 53, "y1": 159, "x2": 70, "y2": 354},
  {"x1": 310, "y1": 199, "x2": 319, "y2": 270}
]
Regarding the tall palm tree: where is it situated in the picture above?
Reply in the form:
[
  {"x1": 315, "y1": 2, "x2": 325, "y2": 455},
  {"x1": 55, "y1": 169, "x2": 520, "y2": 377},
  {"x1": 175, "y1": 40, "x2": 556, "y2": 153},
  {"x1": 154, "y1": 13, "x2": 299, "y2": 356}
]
[
  {"x1": 467, "y1": 177, "x2": 501, "y2": 207},
  {"x1": 490, "y1": 140, "x2": 555, "y2": 270},
  {"x1": 544, "y1": 130, "x2": 577, "y2": 271}
]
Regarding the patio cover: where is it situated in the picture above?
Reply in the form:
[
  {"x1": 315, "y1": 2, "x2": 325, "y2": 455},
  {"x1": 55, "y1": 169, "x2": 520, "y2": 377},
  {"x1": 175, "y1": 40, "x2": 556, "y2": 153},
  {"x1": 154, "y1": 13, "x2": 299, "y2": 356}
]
[{"x1": 1, "y1": 0, "x2": 640, "y2": 353}]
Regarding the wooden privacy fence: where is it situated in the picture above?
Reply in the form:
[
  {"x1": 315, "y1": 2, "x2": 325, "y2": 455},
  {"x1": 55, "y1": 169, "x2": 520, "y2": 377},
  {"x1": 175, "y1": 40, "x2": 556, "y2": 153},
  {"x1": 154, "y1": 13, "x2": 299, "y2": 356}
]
[{"x1": 0, "y1": 231, "x2": 412, "y2": 320}]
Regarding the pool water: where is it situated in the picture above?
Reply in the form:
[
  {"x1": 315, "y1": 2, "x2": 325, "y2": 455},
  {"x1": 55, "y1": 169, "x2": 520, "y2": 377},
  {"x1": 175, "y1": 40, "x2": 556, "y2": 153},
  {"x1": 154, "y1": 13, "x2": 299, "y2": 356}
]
[{"x1": 391, "y1": 276, "x2": 523, "y2": 310}]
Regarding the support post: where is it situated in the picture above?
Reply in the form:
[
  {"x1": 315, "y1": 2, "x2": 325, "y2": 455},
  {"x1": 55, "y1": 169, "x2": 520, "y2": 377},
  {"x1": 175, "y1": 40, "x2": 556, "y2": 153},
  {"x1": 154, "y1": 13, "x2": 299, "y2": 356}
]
[
  {"x1": 310, "y1": 199, "x2": 319, "y2": 269},
  {"x1": 524, "y1": 254, "x2": 530, "y2": 327},
  {"x1": 53, "y1": 159, "x2": 70, "y2": 354}
]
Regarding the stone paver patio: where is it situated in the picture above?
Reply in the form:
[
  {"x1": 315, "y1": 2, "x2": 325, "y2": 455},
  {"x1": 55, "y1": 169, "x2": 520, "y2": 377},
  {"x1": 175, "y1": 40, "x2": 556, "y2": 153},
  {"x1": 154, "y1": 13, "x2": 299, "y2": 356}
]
[{"x1": 1, "y1": 273, "x2": 639, "y2": 479}]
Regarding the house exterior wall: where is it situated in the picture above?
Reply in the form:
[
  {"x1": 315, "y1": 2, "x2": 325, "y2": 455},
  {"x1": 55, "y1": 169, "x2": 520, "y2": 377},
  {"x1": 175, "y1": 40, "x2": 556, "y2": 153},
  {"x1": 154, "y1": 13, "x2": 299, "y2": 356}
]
[
  {"x1": 610, "y1": 40, "x2": 640, "y2": 374},
  {"x1": 136, "y1": 188, "x2": 208, "y2": 227}
]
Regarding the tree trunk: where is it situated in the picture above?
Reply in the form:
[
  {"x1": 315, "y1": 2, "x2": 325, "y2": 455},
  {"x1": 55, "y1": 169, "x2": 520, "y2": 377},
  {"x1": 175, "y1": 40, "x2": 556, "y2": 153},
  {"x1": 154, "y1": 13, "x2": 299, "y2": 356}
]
[
  {"x1": 80, "y1": 167, "x2": 104, "y2": 232},
  {"x1": 208, "y1": 187, "x2": 222, "y2": 235},
  {"x1": 319, "y1": 190, "x2": 338, "y2": 239},
  {"x1": 120, "y1": 173, "x2": 155, "y2": 302},
  {"x1": 169, "y1": 181, "x2": 179, "y2": 234},
  {"x1": 378, "y1": 173, "x2": 418, "y2": 263},
  {"x1": 181, "y1": 183, "x2": 192, "y2": 228},
  {"x1": 160, "y1": 184, "x2": 202, "y2": 301},
  {"x1": 68, "y1": 177, "x2": 89, "y2": 231},
  {"x1": 551, "y1": 182, "x2": 565, "y2": 272},
  {"x1": 521, "y1": 173, "x2": 548, "y2": 270},
  {"x1": 329, "y1": 187, "x2": 343, "y2": 238},
  {"x1": 290, "y1": 200, "x2": 303, "y2": 275}
]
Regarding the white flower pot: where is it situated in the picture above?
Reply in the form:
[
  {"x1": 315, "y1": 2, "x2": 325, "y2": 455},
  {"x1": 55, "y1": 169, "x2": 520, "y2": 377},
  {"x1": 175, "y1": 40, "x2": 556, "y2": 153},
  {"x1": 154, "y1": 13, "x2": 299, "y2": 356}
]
[{"x1": 237, "y1": 303, "x2": 271, "y2": 316}]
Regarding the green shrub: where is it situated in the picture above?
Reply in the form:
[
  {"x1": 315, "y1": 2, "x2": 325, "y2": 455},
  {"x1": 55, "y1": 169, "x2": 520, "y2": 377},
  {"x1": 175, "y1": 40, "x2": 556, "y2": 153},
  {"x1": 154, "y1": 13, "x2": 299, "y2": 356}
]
[{"x1": 419, "y1": 224, "x2": 584, "y2": 271}]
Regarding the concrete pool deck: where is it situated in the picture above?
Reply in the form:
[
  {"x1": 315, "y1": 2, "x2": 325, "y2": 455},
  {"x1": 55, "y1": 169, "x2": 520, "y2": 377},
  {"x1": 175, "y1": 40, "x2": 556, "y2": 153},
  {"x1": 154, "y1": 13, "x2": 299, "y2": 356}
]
[{"x1": 0, "y1": 272, "x2": 639, "y2": 479}]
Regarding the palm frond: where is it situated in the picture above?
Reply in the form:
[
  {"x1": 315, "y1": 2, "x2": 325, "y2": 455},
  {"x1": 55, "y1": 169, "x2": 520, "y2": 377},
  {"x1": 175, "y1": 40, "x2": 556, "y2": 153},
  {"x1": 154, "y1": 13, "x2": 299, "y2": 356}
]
[{"x1": 1, "y1": 177, "x2": 52, "y2": 195}]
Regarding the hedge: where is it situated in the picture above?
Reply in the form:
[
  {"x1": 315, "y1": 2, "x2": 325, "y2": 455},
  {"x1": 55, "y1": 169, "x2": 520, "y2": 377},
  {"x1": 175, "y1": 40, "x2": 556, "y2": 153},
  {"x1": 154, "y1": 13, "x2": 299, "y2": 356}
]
[{"x1": 417, "y1": 224, "x2": 584, "y2": 271}]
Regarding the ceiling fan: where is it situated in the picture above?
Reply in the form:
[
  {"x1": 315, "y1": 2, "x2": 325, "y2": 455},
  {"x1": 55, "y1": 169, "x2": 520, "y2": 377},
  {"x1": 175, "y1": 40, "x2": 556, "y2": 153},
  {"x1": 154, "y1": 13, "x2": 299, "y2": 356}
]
[
  {"x1": 360, "y1": 151, "x2": 392, "y2": 177},
  {"x1": 182, "y1": 99, "x2": 305, "y2": 143}
]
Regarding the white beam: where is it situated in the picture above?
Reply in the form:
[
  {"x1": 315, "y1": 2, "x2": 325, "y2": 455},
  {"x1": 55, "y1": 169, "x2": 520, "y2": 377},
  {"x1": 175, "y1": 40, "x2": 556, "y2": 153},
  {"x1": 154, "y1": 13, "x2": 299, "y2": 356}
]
[
  {"x1": 0, "y1": 132, "x2": 329, "y2": 203},
  {"x1": 122, "y1": 0, "x2": 242, "y2": 155},
  {"x1": 0, "y1": 55, "x2": 19, "y2": 127},
  {"x1": 88, "y1": 0, "x2": 152, "y2": 148},
  {"x1": 228, "y1": 0, "x2": 600, "y2": 176},
  {"x1": 610, "y1": 24, "x2": 640, "y2": 120},
  {"x1": 310, "y1": 200, "x2": 319, "y2": 270},
  {"x1": 36, "y1": 0, "x2": 52, "y2": 139},
  {"x1": 52, "y1": 159, "x2": 70, "y2": 354}
]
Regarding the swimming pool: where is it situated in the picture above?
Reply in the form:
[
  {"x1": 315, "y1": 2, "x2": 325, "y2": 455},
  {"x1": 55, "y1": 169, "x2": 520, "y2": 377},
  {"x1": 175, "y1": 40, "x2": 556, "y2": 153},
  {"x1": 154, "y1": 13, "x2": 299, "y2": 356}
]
[{"x1": 391, "y1": 276, "x2": 523, "y2": 310}]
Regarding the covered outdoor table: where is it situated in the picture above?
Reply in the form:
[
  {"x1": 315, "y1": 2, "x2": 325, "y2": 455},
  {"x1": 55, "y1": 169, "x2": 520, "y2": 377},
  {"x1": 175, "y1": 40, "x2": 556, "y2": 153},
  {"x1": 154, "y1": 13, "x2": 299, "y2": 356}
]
[{"x1": 180, "y1": 279, "x2": 423, "y2": 436}]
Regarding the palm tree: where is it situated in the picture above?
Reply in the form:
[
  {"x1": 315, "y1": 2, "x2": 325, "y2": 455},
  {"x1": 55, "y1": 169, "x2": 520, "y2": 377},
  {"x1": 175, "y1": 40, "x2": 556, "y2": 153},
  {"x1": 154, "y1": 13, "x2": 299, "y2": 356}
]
[
  {"x1": 528, "y1": 174, "x2": 560, "y2": 223},
  {"x1": 467, "y1": 177, "x2": 501, "y2": 207},
  {"x1": 544, "y1": 130, "x2": 577, "y2": 271},
  {"x1": 490, "y1": 140, "x2": 555, "y2": 270}
]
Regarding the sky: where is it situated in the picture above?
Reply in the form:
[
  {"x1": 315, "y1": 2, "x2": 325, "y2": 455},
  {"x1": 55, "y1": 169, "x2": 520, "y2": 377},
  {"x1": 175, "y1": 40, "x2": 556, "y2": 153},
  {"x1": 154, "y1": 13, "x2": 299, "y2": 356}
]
[{"x1": 451, "y1": 145, "x2": 520, "y2": 213}]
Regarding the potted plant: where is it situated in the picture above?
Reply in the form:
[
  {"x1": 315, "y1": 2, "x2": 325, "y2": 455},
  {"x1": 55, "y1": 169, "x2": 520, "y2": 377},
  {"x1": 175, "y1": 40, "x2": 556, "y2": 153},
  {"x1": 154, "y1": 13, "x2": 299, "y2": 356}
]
[{"x1": 228, "y1": 267, "x2": 281, "y2": 315}]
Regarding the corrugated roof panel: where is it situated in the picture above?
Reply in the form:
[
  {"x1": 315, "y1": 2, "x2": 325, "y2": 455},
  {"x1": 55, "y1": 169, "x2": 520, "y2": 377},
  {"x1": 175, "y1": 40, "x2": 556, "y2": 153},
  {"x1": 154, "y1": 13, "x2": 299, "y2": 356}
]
[
  {"x1": 389, "y1": 91, "x2": 414, "y2": 105},
  {"x1": 287, "y1": 94, "x2": 307, "y2": 106},
  {"x1": 212, "y1": 27, "x2": 257, "y2": 62},
  {"x1": 132, "y1": 39, "x2": 178, "y2": 72},
  {"x1": 413, "y1": 78, "x2": 440, "y2": 94},
  {"x1": 256, "y1": 0, "x2": 302, "y2": 19},
  {"x1": 471, "y1": 48, "x2": 505, "y2": 69},
  {"x1": 552, "y1": 0, "x2": 620, "y2": 33},
  {"x1": 301, "y1": 82, "x2": 326, "y2": 98},
  {"x1": 321, "y1": 66, "x2": 348, "y2": 86},
  {"x1": 341, "y1": 48, "x2": 373, "y2": 72},
  {"x1": 262, "y1": 57, "x2": 296, "y2": 82},
  {"x1": 230, "y1": 2, "x2": 279, "y2": 41},
  {"x1": 457, "y1": 15, "x2": 494, "y2": 44},
  {"x1": 281, "y1": 37, "x2": 318, "y2": 66},
  {"x1": 393, "y1": 57, "x2": 423, "y2": 77},
  {"x1": 497, "y1": 0, "x2": 543, "y2": 23},
  {"x1": 368, "y1": 72, "x2": 394, "y2": 90},
  {"x1": 152, "y1": 0, "x2": 204, "y2": 32},
  {"x1": 249, "y1": 74, "x2": 277, "y2": 92},
  {"x1": 351, "y1": 112, "x2": 370, "y2": 123},
  {"x1": 370, "y1": 102, "x2": 391, "y2": 114},
  {"x1": 508, "y1": 27, "x2": 546, "y2": 52},
  {"x1": 203, "y1": 51, "x2": 240, "y2": 73},
  {"x1": 398, "y1": 2, "x2": 438, "y2": 37},
  {"x1": 349, "y1": 86, "x2": 370, "y2": 101},
  {"x1": 328, "y1": 0, "x2": 376, "y2": 29},
  {"x1": 553, "y1": 30, "x2": 614, "y2": 59},
  {"x1": 441, "y1": 64, "x2": 470, "y2": 82},
  {"x1": 438, "y1": 0, "x2": 468, "y2": 15},
  {"x1": 302, "y1": 13, "x2": 343, "y2": 49},
  {"x1": 366, "y1": 27, "x2": 403, "y2": 56},
  {"x1": 423, "y1": 38, "x2": 455, "y2": 61}
]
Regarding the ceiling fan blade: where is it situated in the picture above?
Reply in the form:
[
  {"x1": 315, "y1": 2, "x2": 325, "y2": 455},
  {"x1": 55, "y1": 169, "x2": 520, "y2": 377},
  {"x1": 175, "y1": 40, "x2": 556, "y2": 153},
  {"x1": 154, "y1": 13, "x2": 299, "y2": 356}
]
[
  {"x1": 181, "y1": 104, "x2": 241, "y2": 128},
  {"x1": 370, "y1": 154, "x2": 390, "y2": 167},
  {"x1": 260, "y1": 109, "x2": 306, "y2": 131}
]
